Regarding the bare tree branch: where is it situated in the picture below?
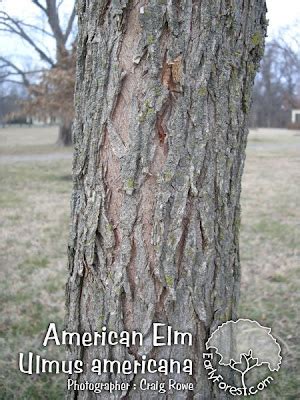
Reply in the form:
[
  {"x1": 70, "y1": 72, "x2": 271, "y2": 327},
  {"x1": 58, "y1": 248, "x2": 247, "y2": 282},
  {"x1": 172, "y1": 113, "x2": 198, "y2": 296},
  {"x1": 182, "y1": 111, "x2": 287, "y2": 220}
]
[
  {"x1": 0, "y1": 79, "x2": 28, "y2": 86},
  {"x1": 0, "y1": 57, "x2": 31, "y2": 86},
  {"x1": 33, "y1": 0, "x2": 69, "y2": 46},
  {"x1": 45, "y1": 0, "x2": 65, "y2": 51},
  {"x1": 0, "y1": 68, "x2": 47, "y2": 78},
  {"x1": 0, "y1": 12, "x2": 55, "y2": 66},
  {"x1": 57, "y1": 0, "x2": 65, "y2": 11},
  {"x1": 17, "y1": 21, "x2": 55, "y2": 38},
  {"x1": 64, "y1": 5, "x2": 76, "y2": 42},
  {"x1": 272, "y1": 39, "x2": 300, "y2": 70},
  {"x1": 32, "y1": 0, "x2": 47, "y2": 14},
  {"x1": 0, "y1": 57, "x2": 46, "y2": 89}
]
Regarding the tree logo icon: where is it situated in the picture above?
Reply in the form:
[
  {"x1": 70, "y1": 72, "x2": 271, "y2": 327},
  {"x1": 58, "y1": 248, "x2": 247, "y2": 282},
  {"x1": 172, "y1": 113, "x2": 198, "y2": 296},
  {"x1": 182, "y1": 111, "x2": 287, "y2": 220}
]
[{"x1": 203, "y1": 319, "x2": 282, "y2": 396}]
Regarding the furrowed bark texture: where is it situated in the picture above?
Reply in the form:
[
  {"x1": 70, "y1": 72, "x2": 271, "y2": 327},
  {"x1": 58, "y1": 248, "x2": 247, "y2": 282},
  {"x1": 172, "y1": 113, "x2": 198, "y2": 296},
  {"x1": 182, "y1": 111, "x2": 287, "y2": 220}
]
[{"x1": 66, "y1": 1, "x2": 267, "y2": 399}]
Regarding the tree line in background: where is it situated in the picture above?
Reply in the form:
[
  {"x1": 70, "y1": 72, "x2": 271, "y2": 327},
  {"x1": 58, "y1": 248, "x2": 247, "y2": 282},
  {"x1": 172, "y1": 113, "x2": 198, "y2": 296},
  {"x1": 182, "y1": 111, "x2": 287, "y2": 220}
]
[
  {"x1": 0, "y1": 3, "x2": 299, "y2": 145},
  {"x1": 251, "y1": 28, "x2": 300, "y2": 129}
]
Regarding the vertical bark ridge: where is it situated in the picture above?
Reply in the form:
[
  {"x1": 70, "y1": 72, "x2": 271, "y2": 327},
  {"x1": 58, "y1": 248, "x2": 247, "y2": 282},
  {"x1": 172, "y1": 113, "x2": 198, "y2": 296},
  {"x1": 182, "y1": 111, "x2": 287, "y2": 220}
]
[{"x1": 66, "y1": 0, "x2": 267, "y2": 398}]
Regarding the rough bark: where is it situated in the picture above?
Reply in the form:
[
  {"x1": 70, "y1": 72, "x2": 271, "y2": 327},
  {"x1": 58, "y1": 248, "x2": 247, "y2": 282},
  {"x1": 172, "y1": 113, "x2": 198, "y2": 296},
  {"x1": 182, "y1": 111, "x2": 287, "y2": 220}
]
[
  {"x1": 0, "y1": 0, "x2": 76, "y2": 146},
  {"x1": 66, "y1": 1, "x2": 267, "y2": 399},
  {"x1": 57, "y1": 121, "x2": 73, "y2": 146}
]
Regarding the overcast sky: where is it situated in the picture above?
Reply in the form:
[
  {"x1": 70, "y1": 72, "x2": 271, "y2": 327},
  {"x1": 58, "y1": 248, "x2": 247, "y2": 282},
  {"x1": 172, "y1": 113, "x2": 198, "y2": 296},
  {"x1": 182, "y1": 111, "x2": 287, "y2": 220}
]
[
  {"x1": 0, "y1": 0, "x2": 299, "y2": 67},
  {"x1": 267, "y1": 0, "x2": 300, "y2": 31}
]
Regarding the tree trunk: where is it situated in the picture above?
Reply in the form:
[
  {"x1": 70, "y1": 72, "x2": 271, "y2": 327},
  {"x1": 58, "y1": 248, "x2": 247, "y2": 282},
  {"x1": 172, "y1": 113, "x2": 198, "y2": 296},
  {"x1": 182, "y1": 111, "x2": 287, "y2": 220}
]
[
  {"x1": 57, "y1": 120, "x2": 73, "y2": 146},
  {"x1": 66, "y1": 1, "x2": 267, "y2": 399}
]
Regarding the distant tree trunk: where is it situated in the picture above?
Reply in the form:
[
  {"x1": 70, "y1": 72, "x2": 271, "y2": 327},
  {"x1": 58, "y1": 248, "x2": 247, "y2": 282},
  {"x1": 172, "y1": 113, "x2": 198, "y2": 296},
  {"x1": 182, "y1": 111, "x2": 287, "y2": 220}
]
[
  {"x1": 57, "y1": 120, "x2": 73, "y2": 146},
  {"x1": 66, "y1": 1, "x2": 267, "y2": 399}
]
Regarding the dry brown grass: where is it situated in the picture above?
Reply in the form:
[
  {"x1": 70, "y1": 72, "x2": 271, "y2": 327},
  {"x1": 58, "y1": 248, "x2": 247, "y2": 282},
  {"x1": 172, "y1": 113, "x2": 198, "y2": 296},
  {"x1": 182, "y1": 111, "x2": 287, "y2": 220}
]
[
  {"x1": 0, "y1": 127, "x2": 72, "y2": 399},
  {"x1": 0, "y1": 125, "x2": 71, "y2": 156},
  {"x1": 239, "y1": 128, "x2": 300, "y2": 399}
]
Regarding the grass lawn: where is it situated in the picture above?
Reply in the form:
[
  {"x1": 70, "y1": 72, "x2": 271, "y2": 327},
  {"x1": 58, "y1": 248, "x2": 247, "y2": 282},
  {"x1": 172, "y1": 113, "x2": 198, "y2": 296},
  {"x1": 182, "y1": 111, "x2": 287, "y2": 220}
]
[
  {"x1": 0, "y1": 126, "x2": 299, "y2": 399},
  {"x1": 0, "y1": 127, "x2": 72, "y2": 399},
  {"x1": 239, "y1": 128, "x2": 300, "y2": 399}
]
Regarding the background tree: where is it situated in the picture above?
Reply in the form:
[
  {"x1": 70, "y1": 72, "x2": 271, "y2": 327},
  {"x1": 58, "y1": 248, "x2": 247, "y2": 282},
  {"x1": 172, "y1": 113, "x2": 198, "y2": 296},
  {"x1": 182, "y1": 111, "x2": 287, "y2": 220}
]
[
  {"x1": 251, "y1": 28, "x2": 300, "y2": 128},
  {"x1": 66, "y1": 1, "x2": 267, "y2": 398},
  {"x1": 0, "y1": 0, "x2": 76, "y2": 145},
  {"x1": 23, "y1": 47, "x2": 76, "y2": 144},
  {"x1": 0, "y1": 83, "x2": 27, "y2": 125}
]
